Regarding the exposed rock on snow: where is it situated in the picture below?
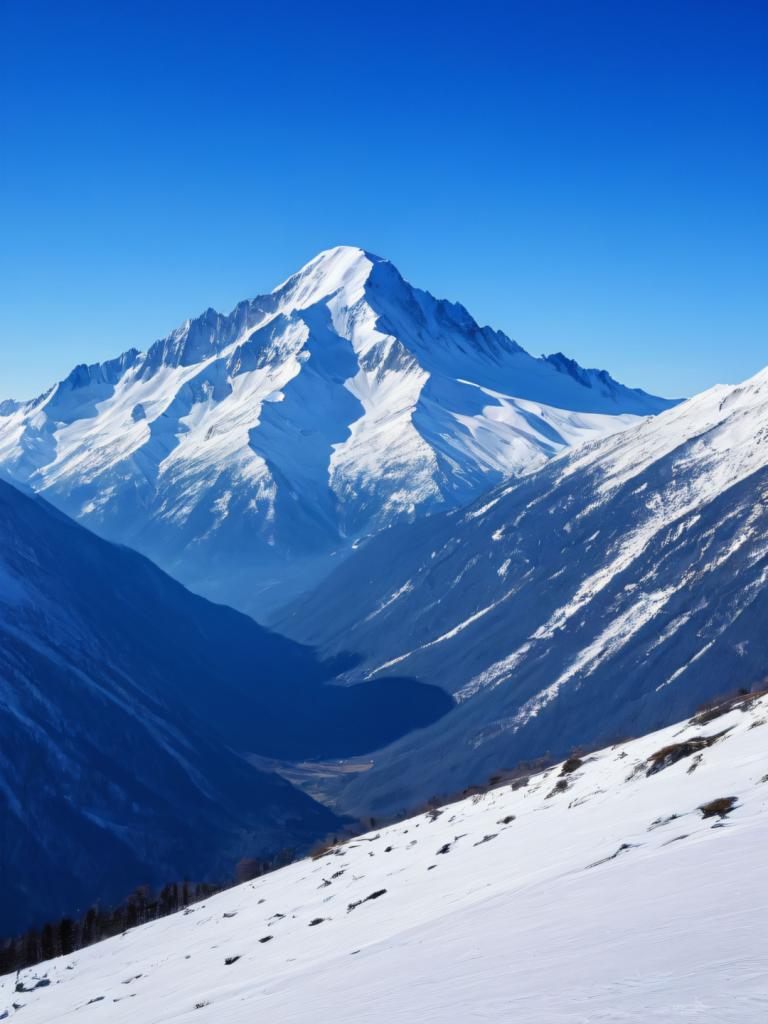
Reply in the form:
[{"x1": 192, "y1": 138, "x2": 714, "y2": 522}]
[{"x1": 3, "y1": 697, "x2": 765, "y2": 1023}]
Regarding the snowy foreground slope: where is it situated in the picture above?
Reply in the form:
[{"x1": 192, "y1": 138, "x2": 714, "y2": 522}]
[
  {"x1": 279, "y1": 365, "x2": 768, "y2": 813},
  {"x1": 3, "y1": 696, "x2": 766, "y2": 1023},
  {"x1": 0, "y1": 246, "x2": 673, "y2": 617}
]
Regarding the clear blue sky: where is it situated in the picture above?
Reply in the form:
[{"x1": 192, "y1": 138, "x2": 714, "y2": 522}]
[{"x1": 1, "y1": 0, "x2": 765, "y2": 401}]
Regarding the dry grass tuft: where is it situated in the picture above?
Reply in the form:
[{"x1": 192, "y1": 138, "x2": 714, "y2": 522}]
[{"x1": 699, "y1": 796, "x2": 737, "y2": 819}]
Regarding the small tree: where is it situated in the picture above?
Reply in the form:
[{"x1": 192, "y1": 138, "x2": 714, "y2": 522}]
[
  {"x1": 40, "y1": 922, "x2": 58, "y2": 962},
  {"x1": 235, "y1": 858, "x2": 267, "y2": 884},
  {"x1": 58, "y1": 917, "x2": 76, "y2": 957}
]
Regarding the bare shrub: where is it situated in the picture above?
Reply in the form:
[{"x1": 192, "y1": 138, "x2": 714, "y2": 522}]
[
  {"x1": 691, "y1": 685, "x2": 768, "y2": 726},
  {"x1": 546, "y1": 778, "x2": 570, "y2": 799},
  {"x1": 646, "y1": 731, "x2": 728, "y2": 775},
  {"x1": 699, "y1": 796, "x2": 737, "y2": 819}
]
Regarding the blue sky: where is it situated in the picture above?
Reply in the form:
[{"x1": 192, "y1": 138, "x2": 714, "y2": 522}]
[{"x1": 1, "y1": 0, "x2": 765, "y2": 400}]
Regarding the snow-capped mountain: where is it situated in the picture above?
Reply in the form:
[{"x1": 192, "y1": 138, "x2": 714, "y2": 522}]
[
  {"x1": 0, "y1": 479, "x2": 451, "y2": 934},
  {"x1": 0, "y1": 247, "x2": 674, "y2": 618},
  {"x1": 4, "y1": 694, "x2": 766, "y2": 1023},
  {"x1": 278, "y1": 366, "x2": 768, "y2": 814}
]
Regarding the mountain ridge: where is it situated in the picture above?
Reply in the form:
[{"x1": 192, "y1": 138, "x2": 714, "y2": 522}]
[
  {"x1": 276, "y1": 363, "x2": 768, "y2": 813},
  {"x1": 0, "y1": 246, "x2": 676, "y2": 618}
]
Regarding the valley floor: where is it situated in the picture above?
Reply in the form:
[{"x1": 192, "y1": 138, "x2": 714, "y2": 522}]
[{"x1": 3, "y1": 697, "x2": 766, "y2": 1023}]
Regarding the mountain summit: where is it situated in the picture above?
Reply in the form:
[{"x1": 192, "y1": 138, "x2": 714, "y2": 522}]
[{"x1": 0, "y1": 246, "x2": 675, "y2": 617}]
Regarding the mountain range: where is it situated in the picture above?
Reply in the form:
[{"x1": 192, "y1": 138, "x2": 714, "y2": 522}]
[
  {"x1": 1, "y1": 245, "x2": 762, "y2": 948},
  {"x1": 278, "y1": 366, "x2": 768, "y2": 813},
  {"x1": 0, "y1": 247, "x2": 674, "y2": 619}
]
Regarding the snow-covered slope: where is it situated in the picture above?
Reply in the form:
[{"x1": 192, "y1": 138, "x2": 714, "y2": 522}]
[
  {"x1": 4, "y1": 695, "x2": 766, "y2": 1023},
  {"x1": 278, "y1": 366, "x2": 768, "y2": 813},
  {"x1": 0, "y1": 479, "x2": 450, "y2": 934},
  {"x1": 0, "y1": 247, "x2": 674, "y2": 618}
]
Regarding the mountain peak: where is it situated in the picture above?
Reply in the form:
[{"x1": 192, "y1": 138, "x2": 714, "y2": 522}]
[
  {"x1": 0, "y1": 249, "x2": 677, "y2": 619},
  {"x1": 271, "y1": 245, "x2": 386, "y2": 311}
]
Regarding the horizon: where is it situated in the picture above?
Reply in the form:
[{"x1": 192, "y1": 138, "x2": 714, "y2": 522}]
[{"x1": 2, "y1": 2, "x2": 766, "y2": 402}]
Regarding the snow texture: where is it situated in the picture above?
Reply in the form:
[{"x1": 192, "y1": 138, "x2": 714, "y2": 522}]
[{"x1": 3, "y1": 696, "x2": 766, "y2": 1023}]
